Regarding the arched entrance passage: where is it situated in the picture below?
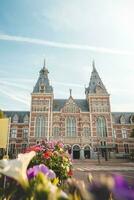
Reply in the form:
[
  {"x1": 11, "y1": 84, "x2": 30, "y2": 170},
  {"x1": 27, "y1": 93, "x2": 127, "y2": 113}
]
[
  {"x1": 84, "y1": 146, "x2": 90, "y2": 159},
  {"x1": 73, "y1": 145, "x2": 80, "y2": 159}
]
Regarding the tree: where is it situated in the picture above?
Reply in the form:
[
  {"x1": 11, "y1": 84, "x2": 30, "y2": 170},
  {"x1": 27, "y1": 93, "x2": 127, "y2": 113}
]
[{"x1": 0, "y1": 110, "x2": 4, "y2": 118}]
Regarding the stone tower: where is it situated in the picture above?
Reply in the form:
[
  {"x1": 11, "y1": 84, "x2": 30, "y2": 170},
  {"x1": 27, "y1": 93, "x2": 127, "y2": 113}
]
[
  {"x1": 85, "y1": 61, "x2": 113, "y2": 150},
  {"x1": 29, "y1": 60, "x2": 53, "y2": 145}
]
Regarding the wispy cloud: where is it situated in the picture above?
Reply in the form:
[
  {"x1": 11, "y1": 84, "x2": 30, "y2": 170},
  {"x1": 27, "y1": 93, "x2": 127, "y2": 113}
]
[
  {"x1": 53, "y1": 80, "x2": 83, "y2": 88},
  {"x1": 0, "y1": 90, "x2": 29, "y2": 105},
  {"x1": 0, "y1": 79, "x2": 33, "y2": 107},
  {"x1": 0, "y1": 34, "x2": 134, "y2": 56},
  {"x1": 0, "y1": 77, "x2": 34, "y2": 83},
  {"x1": 0, "y1": 80, "x2": 31, "y2": 91}
]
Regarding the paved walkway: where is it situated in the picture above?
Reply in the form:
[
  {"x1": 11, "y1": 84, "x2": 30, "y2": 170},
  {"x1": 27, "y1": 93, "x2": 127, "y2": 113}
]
[
  {"x1": 73, "y1": 166, "x2": 134, "y2": 171},
  {"x1": 72, "y1": 159, "x2": 134, "y2": 171}
]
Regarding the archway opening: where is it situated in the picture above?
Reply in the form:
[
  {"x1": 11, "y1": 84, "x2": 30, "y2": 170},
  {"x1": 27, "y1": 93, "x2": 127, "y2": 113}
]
[
  {"x1": 84, "y1": 146, "x2": 90, "y2": 159},
  {"x1": 73, "y1": 145, "x2": 80, "y2": 159}
]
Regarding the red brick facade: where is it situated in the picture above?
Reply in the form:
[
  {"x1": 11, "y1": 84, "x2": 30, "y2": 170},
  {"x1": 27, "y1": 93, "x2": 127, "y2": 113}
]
[{"x1": 4, "y1": 63, "x2": 134, "y2": 159}]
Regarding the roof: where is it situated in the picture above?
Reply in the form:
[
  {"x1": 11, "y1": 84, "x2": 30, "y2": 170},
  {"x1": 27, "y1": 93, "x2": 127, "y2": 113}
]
[
  {"x1": 86, "y1": 61, "x2": 108, "y2": 95},
  {"x1": 112, "y1": 112, "x2": 134, "y2": 124},
  {"x1": 3, "y1": 110, "x2": 134, "y2": 124},
  {"x1": 53, "y1": 99, "x2": 89, "y2": 112},
  {"x1": 33, "y1": 65, "x2": 53, "y2": 93},
  {"x1": 4, "y1": 111, "x2": 30, "y2": 123}
]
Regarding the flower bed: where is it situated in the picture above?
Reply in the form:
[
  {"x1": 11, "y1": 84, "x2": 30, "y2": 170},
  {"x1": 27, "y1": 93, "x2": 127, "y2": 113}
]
[
  {"x1": 26, "y1": 140, "x2": 73, "y2": 182},
  {"x1": 0, "y1": 141, "x2": 134, "y2": 200}
]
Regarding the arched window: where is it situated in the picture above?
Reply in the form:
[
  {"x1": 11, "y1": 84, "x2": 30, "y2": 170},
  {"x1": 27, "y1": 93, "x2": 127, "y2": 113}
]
[
  {"x1": 97, "y1": 116, "x2": 107, "y2": 137},
  {"x1": 66, "y1": 117, "x2": 76, "y2": 136},
  {"x1": 35, "y1": 116, "x2": 48, "y2": 138}
]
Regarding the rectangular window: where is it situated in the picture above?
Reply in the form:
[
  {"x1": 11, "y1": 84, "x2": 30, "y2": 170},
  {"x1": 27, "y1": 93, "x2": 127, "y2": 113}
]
[
  {"x1": 115, "y1": 144, "x2": 118, "y2": 153},
  {"x1": 124, "y1": 144, "x2": 129, "y2": 153},
  {"x1": 23, "y1": 129, "x2": 28, "y2": 139},
  {"x1": 22, "y1": 143, "x2": 27, "y2": 151},
  {"x1": 112, "y1": 129, "x2": 116, "y2": 138},
  {"x1": 122, "y1": 129, "x2": 127, "y2": 139},
  {"x1": 10, "y1": 129, "x2": 17, "y2": 138},
  {"x1": 9, "y1": 143, "x2": 16, "y2": 154}
]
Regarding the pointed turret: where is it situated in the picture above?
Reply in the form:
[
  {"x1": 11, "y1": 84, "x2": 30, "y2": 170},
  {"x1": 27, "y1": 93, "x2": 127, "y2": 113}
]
[
  {"x1": 33, "y1": 59, "x2": 53, "y2": 93},
  {"x1": 85, "y1": 61, "x2": 108, "y2": 95},
  {"x1": 69, "y1": 89, "x2": 72, "y2": 97}
]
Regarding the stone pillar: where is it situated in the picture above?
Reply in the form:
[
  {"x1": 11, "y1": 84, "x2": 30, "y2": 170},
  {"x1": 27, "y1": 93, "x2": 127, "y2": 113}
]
[
  {"x1": 80, "y1": 147, "x2": 85, "y2": 159},
  {"x1": 90, "y1": 147, "x2": 96, "y2": 159},
  {"x1": 90, "y1": 148, "x2": 94, "y2": 159}
]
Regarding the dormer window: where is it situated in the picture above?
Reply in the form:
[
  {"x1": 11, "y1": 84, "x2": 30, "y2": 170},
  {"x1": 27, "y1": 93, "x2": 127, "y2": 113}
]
[
  {"x1": 120, "y1": 115, "x2": 126, "y2": 124},
  {"x1": 112, "y1": 116, "x2": 115, "y2": 124},
  {"x1": 23, "y1": 115, "x2": 29, "y2": 123},
  {"x1": 39, "y1": 84, "x2": 45, "y2": 93},
  {"x1": 12, "y1": 114, "x2": 19, "y2": 123},
  {"x1": 130, "y1": 115, "x2": 134, "y2": 124}
]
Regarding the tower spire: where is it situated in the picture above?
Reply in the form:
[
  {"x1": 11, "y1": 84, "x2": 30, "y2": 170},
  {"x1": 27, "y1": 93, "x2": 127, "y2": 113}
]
[
  {"x1": 92, "y1": 60, "x2": 95, "y2": 70},
  {"x1": 33, "y1": 59, "x2": 53, "y2": 93},
  {"x1": 69, "y1": 89, "x2": 72, "y2": 97},
  {"x1": 85, "y1": 62, "x2": 108, "y2": 95},
  {"x1": 43, "y1": 58, "x2": 46, "y2": 69}
]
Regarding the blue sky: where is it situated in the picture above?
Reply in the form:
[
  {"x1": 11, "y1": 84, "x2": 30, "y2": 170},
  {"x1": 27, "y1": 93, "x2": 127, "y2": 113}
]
[{"x1": 0, "y1": 0, "x2": 134, "y2": 111}]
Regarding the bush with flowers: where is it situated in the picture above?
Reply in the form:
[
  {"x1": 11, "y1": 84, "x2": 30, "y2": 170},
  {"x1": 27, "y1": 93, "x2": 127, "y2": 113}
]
[
  {"x1": 0, "y1": 150, "x2": 134, "y2": 200},
  {"x1": 0, "y1": 140, "x2": 134, "y2": 200},
  {"x1": 26, "y1": 140, "x2": 73, "y2": 183}
]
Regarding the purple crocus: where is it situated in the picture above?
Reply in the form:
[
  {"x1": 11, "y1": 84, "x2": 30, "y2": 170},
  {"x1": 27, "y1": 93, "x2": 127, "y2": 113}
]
[
  {"x1": 112, "y1": 174, "x2": 134, "y2": 200},
  {"x1": 27, "y1": 164, "x2": 56, "y2": 180},
  {"x1": 47, "y1": 170, "x2": 56, "y2": 179}
]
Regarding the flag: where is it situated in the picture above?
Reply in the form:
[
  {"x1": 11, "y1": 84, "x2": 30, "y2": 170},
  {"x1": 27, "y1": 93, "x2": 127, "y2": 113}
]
[{"x1": 0, "y1": 118, "x2": 9, "y2": 148}]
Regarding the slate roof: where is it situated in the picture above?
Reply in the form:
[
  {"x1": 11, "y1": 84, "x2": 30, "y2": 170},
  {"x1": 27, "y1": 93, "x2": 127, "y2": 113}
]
[
  {"x1": 3, "y1": 110, "x2": 134, "y2": 124},
  {"x1": 4, "y1": 111, "x2": 30, "y2": 123},
  {"x1": 86, "y1": 61, "x2": 108, "y2": 95},
  {"x1": 53, "y1": 99, "x2": 89, "y2": 112},
  {"x1": 112, "y1": 112, "x2": 134, "y2": 124},
  {"x1": 33, "y1": 65, "x2": 53, "y2": 93}
]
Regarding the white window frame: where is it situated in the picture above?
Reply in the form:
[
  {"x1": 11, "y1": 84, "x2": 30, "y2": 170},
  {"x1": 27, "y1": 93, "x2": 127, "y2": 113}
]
[
  {"x1": 122, "y1": 129, "x2": 127, "y2": 139},
  {"x1": 10, "y1": 128, "x2": 17, "y2": 138},
  {"x1": 97, "y1": 116, "x2": 107, "y2": 137},
  {"x1": 66, "y1": 117, "x2": 76, "y2": 137},
  {"x1": 35, "y1": 116, "x2": 48, "y2": 138}
]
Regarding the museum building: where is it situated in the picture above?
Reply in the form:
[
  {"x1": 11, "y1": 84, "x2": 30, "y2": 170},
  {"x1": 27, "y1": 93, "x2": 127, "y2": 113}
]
[{"x1": 4, "y1": 61, "x2": 134, "y2": 159}]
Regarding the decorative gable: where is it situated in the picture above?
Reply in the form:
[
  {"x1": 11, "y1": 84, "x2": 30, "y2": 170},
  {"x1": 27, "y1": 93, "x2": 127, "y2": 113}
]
[
  {"x1": 120, "y1": 115, "x2": 126, "y2": 124},
  {"x1": 62, "y1": 97, "x2": 80, "y2": 113},
  {"x1": 130, "y1": 115, "x2": 134, "y2": 124},
  {"x1": 23, "y1": 114, "x2": 29, "y2": 123},
  {"x1": 12, "y1": 114, "x2": 19, "y2": 123}
]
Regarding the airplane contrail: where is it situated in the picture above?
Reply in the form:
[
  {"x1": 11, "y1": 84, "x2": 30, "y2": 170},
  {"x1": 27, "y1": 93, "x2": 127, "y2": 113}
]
[{"x1": 0, "y1": 34, "x2": 134, "y2": 55}]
